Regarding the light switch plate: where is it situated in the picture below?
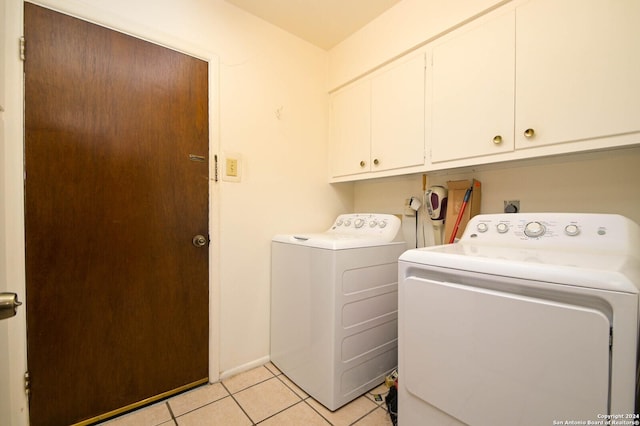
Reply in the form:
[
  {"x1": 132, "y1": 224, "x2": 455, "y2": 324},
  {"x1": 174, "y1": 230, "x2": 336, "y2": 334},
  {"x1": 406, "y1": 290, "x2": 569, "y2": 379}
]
[
  {"x1": 226, "y1": 158, "x2": 238, "y2": 177},
  {"x1": 222, "y1": 152, "x2": 242, "y2": 182}
]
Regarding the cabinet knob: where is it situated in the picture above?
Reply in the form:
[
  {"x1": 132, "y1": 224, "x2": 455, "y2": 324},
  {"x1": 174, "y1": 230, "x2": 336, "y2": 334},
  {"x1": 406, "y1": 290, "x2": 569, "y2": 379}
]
[
  {"x1": 373, "y1": 158, "x2": 379, "y2": 166},
  {"x1": 359, "y1": 160, "x2": 366, "y2": 168},
  {"x1": 492, "y1": 135, "x2": 503, "y2": 145},
  {"x1": 524, "y1": 128, "x2": 535, "y2": 138}
]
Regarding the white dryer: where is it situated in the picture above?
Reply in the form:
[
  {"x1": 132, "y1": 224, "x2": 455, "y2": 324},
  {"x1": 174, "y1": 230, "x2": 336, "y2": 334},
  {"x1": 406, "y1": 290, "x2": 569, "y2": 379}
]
[
  {"x1": 398, "y1": 213, "x2": 640, "y2": 426},
  {"x1": 271, "y1": 213, "x2": 406, "y2": 411}
]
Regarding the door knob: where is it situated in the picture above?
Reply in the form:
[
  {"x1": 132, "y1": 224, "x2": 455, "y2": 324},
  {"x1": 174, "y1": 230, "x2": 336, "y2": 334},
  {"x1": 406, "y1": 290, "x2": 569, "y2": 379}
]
[
  {"x1": 192, "y1": 235, "x2": 208, "y2": 248},
  {"x1": 0, "y1": 292, "x2": 22, "y2": 320}
]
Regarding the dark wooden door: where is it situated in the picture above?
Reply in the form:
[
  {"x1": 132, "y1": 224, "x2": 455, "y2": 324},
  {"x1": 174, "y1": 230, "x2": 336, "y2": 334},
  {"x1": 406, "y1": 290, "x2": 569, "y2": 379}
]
[{"x1": 24, "y1": 4, "x2": 209, "y2": 425}]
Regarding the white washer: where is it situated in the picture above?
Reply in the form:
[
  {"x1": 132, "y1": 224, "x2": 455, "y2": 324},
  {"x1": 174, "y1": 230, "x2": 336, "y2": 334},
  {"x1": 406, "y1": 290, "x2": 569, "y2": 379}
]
[
  {"x1": 398, "y1": 213, "x2": 640, "y2": 426},
  {"x1": 271, "y1": 213, "x2": 406, "y2": 411}
]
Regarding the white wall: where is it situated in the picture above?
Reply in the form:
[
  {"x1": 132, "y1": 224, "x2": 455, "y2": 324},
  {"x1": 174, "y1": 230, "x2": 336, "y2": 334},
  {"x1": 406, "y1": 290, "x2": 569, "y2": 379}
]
[
  {"x1": 0, "y1": 0, "x2": 10, "y2": 421},
  {"x1": 328, "y1": 0, "x2": 509, "y2": 90},
  {"x1": 3, "y1": 2, "x2": 353, "y2": 410},
  {"x1": 354, "y1": 148, "x2": 640, "y2": 244}
]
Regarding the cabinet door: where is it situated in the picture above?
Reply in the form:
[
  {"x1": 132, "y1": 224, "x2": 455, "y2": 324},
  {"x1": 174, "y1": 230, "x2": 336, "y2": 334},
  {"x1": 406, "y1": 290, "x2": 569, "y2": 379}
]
[
  {"x1": 515, "y1": 0, "x2": 640, "y2": 149},
  {"x1": 329, "y1": 80, "x2": 371, "y2": 177},
  {"x1": 371, "y1": 53, "x2": 425, "y2": 171},
  {"x1": 431, "y1": 11, "x2": 515, "y2": 163}
]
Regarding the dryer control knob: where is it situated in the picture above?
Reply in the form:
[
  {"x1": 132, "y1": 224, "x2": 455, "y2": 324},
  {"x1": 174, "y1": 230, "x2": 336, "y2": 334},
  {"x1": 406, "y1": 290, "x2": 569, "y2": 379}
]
[
  {"x1": 565, "y1": 224, "x2": 580, "y2": 236},
  {"x1": 477, "y1": 223, "x2": 489, "y2": 233},
  {"x1": 496, "y1": 223, "x2": 509, "y2": 234},
  {"x1": 524, "y1": 221, "x2": 546, "y2": 238},
  {"x1": 369, "y1": 220, "x2": 378, "y2": 228},
  {"x1": 378, "y1": 221, "x2": 387, "y2": 228},
  {"x1": 354, "y1": 218, "x2": 365, "y2": 228}
]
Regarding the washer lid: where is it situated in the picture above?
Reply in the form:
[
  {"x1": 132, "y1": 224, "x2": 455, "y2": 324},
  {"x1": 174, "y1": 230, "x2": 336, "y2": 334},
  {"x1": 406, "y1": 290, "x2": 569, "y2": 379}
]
[
  {"x1": 272, "y1": 213, "x2": 404, "y2": 249},
  {"x1": 399, "y1": 243, "x2": 640, "y2": 294},
  {"x1": 273, "y1": 233, "x2": 406, "y2": 250}
]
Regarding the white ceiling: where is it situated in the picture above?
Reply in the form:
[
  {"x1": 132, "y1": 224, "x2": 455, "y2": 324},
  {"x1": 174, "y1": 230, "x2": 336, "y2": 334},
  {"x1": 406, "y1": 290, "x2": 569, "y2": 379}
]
[{"x1": 224, "y1": 0, "x2": 401, "y2": 50}]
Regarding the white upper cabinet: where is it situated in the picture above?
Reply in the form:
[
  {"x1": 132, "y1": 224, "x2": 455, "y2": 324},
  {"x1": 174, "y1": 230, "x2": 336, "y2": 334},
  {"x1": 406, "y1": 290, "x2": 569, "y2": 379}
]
[
  {"x1": 429, "y1": 0, "x2": 640, "y2": 167},
  {"x1": 329, "y1": 52, "x2": 426, "y2": 180},
  {"x1": 431, "y1": 10, "x2": 515, "y2": 163},
  {"x1": 331, "y1": 0, "x2": 640, "y2": 178},
  {"x1": 371, "y1": 53, "x2": 426, "y2": 173},
  {"x1": 515, "y1": 0, "x2": 640, "y2": 149},
  {"x1": 329, "y1": 79, "x2": 371, "y2": 178}
]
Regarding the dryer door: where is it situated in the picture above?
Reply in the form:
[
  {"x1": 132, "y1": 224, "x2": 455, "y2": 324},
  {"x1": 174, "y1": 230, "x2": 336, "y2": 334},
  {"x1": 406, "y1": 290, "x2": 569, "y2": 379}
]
[{"x1": 401, "y1": 276, "x2": 610, "y2": 426}]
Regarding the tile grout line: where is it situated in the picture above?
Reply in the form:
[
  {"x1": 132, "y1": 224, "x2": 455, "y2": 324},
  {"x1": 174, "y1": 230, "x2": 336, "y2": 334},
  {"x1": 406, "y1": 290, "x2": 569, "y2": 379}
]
[
  {"x1": 170, "y1": 365, "x2": 280, "y2": 425},
  {"x1": 254, "y1": 399, "x2": 311, "y2": 425},
  {"x1": 301, "y1": 398, "x2": 335, "y2": 425},
  {"x1": 175, "y1": 365, "x2": 280, "y2": 424},
  {"x1": 273, "y1": 370, "x2": 390, "y2": 426},
  {"x1": 168, "y1": 365, "x2": 388, "y2": 426},
  {"x1": 272, "y1": 372, "x2": 306, "y2": 400},
  {"x1": 122, "y1": 364, "x2": 389, "y2": 426},
  {"x1": 348, "y1": 404, "x2": 386, "y2": 426},
  {"x1": 164, "y1": 401, "x2": 178, "y2": 426},
  {"x1": 229, "y1": 367, "x2": 307, "y2": 425},
  {"x1": 163, "y1": 384, "x2": 231, "y2": 421},
  {"x1": 220, "y1": 381, "x2": 258, "y2": 425},
  {"x1": 271, "y1": 372, "x2": 334, "y2": 425},
  {"x1": 226, "y1": 365, "x2": 278, "y2": 395}
]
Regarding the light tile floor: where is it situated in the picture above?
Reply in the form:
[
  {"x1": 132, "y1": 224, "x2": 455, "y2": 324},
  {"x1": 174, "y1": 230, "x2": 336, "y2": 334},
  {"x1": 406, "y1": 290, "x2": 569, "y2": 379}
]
[{"x1": 100, "y1": 363, "x2": 394, "y2": 426}]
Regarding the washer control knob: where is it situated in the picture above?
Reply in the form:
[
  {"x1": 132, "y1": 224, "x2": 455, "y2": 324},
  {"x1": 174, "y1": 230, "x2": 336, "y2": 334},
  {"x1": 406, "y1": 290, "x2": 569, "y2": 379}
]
[
  {"x1": 477, "y1": 223, "x2": 489, "y2": 233},
  {"x1": 524, "y1": 221, "x2": 546, "y2": 238},
  {"x1": 344, "y1": 220, "x2": 351, "y2": 227},
  {"x1": 336, "y1": 219, "x2": 343, "y2": 226},
  {"x1": 496, "y1": 223, "x2": 509, "y2": 234},
  {"x1": 354, "y1": 218, "x2": 365, "y2": 228},
  {"x1": 378, "y1": 221, "x2": 387, "y2": 228},
  {"x1": 369, "y1": 220, "x2": 378, "y2": 228},
  {"x1": 565, "y1": 224, "x2": 580, "y2": 236}
]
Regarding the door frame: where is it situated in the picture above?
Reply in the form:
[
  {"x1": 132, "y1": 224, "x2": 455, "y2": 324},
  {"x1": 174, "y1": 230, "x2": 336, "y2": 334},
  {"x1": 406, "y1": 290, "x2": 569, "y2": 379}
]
[{"x1": 2, "y1": 1, "x2": 221, "y2": 424}]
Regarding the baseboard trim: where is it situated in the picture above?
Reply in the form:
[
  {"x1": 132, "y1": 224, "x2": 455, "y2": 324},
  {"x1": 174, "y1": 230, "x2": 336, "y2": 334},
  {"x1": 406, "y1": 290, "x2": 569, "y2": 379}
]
[{"x1": 218, "y1": 355, "x2": 271, "y2": 381}]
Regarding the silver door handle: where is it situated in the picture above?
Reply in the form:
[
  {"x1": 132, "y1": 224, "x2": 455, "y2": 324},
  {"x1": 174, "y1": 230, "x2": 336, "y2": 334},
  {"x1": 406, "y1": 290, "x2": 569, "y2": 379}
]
[{"x1": 0, "y1": 292, "x2": 22, "y2": 320}]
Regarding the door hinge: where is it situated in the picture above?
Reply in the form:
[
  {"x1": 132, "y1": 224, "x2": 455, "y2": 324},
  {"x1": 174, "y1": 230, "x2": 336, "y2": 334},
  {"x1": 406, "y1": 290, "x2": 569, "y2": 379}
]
[
  {"x1": 19, "y1": 37, "x2": 26, "y2": 61},
  {"x1": 609, "y1": 327, "x2": 613, "y2": 349},
  {"x1": 24, "y1": 371, "x2": 31, "y2": 397}
]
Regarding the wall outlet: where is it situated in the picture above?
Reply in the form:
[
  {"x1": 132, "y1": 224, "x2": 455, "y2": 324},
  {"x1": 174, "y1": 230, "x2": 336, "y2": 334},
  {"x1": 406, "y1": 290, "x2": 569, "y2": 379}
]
[
  {"x1": 404, "y1": 198, "x2": 416, "y2": 216},
  {"x1": 405, "y1": 197, "x2": 422, "y2": 216},
  {"x1": 504, "y1": 200, "x2": 520, "y2": 213}
]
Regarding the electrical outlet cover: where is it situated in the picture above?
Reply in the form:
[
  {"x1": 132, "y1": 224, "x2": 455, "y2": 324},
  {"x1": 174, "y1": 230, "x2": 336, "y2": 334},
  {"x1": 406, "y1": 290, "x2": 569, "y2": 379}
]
[{"x1": 503, "y1": 200, "x2": 520, "y2": 213}]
